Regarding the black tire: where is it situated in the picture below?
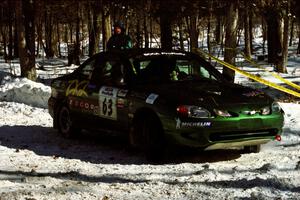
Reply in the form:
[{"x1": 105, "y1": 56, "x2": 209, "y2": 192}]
[
  {"x1": 129, "y1": 116, "x2": 143, "y2": 149},
  {"x1": 57, "y1": 105, "x2": 80, "y2": 138},
  {"x1": 243, "y1": 145, "x2": 261, "y2": 153},
  {"x1": 129, "y1": 112, "x2": 165, "y2": 161}
]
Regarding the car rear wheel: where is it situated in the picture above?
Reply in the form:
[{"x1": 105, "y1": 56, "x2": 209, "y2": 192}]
[
  {"x1": 130, "y1": 112, "x2": 165, "y2": 161},
  {"x1": 57, "y1": 105, "x2": 80, "y2": 138},
  {"x1": 243, "y1": 145, "x2": 261, "y2": 153}
]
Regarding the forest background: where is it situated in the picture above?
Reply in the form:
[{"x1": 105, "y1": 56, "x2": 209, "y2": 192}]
[{"x1": 0, "y1": 0, "x2": 299, "y2": 82}]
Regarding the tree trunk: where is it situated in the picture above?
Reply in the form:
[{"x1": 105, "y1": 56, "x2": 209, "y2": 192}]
[
  {"x1": 144, "y1": 12, "x2": 149, "y2": 48},
  {"x1": 8, "y1": 11, "x2": 13, "y2": 59},
  {"x1": 14, "y1": 19, "x2": 19, "y2": 58},
  {"x1": 265, "y1": 6, "x2": 282, "y2": 66},
  {"x1": 93, "y1": 2, "x2": 101, "y2": 54},
  {"x1": 150, "y1": 15, "x2": 153, "y2": 48},
  {"x1": 215, "y1": 15, "x2": 222, "y2": 44},
  {"x1": 88, "y1": 7, "x2": 96, "y2": 56},
  {"x1": 69, "y1": 24, "x2": 73, "y2": 44},
  {"x1": 75, "y1": 2, "x2": 80, "y2": 65},
  {"x1": 44, "y1": 8, "x2": 54, "y2": 58},
  {"x1": 262, "y1": 17, "x2": 267, "y2": 55},
  {"x1": 136, "y1": 18, "x2": 142, "y2": 48},
  {"x1": 35, "y1": 0, "x2": 43, "y2": 57},
  {"x1": 160, "y1": 0, "x2": 173, "y2": 50},
  {"x1": 298, "y1": 31, "x2": 300, "y2": 54},
  {"x1": 289, "y1": 18, "x2": 294, "y2": 46},
  {"x1": 249, "y1": 9, "x2": 253, "y2": 52},
  {"x1": 160, "y1": 16, "x2": 172, "y2": 50},
  {"x1": 94, "y1": 22, "x2": 101, "y2": 53},
  {"x1": 80, "y1": 12, "x2": 84, "y2": 56},
  {"x1": 36, "y1": 35, "x2": 39, "y2": 57},
  {"x1": 244, "y1": 1, "x2": 251, "y2": 57},
  {"x1": 278, "y1": 0, "x2": 289, "y2": 73},
  {"x1": 1, "y1": 27, "x2": 8, "y2": 61},
  {"x1": 207, "y1": 7, "x2": 212, "y2": 54},
  {"x1": 52, "y1": 19, "x2": 59, "y2": 57},
  {"x1": 179, "y1": 20, "x2": 184, "y2": 50},
  {"x1": 64, "y1": 24, "x2": 68, "y2": 45},
  {"x1": 16, "y1": 0, "x2": 36, "y2": 81},
  {"x1": 36, "y1": 21, "x2": 43, "y2": 57},
  {"x1": 57, "y1": 21, "x2": 61, "y2": 58},
  {"x1": 223, "y1": 2, "x2": 238, "y2": 83},
  {"x1": 102, "y1": 5, "x2": 111, "y2": 51},
  {"x1": 189, "y1": 15, "x2": 199, "y2": 51}
]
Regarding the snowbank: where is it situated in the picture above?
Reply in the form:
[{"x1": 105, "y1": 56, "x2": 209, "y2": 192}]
[{"x1": 0, "y1": 74, "x2": 51, "y2": 109}]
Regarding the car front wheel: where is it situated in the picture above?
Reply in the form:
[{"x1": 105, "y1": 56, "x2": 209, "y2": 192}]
[{"x1": 130, "y1": 112, "x2": 165, "y2": 161}]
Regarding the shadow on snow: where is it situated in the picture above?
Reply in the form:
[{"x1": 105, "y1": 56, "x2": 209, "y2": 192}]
[{"x1": 0, "y1": 125, "x2": 241, "y2": 165}]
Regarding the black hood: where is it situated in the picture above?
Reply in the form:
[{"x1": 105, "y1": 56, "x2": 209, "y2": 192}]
[{"x1": 147, "y1": 80, "x2": 272, "y2": 107}]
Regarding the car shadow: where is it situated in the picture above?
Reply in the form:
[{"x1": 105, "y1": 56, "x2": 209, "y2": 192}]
[{"x1": 0, "y1": 125, "x2": 241, "y2": 165}]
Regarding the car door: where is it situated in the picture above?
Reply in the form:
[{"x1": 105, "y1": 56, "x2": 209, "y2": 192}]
[
  {"x1": 66, "y1": 55, "x2": 101, "y2": 128},
  {"x1": 85, "y1": 53, "x2": 132, "y2": 132}
]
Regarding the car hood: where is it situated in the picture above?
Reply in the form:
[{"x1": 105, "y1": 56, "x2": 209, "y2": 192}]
[{"x1": 146, "y1": 80, "x2": 272, "y2": 107}]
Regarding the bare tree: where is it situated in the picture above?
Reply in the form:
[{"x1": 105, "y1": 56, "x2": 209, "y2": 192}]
[
  {"x1": 87, "y1": 1, "x2": 101, "y2": 56},
  {"x1": 15, "y1": 0, "x2": 36, "y2": 81},
  {"x1": 223, "y1": 1, "x2": 239, "y2": 82},
  {"x1": 244, "y1": 0, "x2": 251, "y2": 57},
  {"x1": 278, "y1": 0, "x2": 290, "y2": 73},
  {"x1": 102, "y1": 2, "x2": 111, "y2": 51},
  {"x1": 159, "y1": 0, "x2": 174, "y2": 50}
]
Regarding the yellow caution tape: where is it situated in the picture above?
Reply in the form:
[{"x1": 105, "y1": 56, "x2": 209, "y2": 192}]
[
  {"x1": 241, "y1": 53, "x2": 300, "y2": 91},
  {"x1": 222, "y1": 47, "x2": 300, "y2": 91},
  {"x1": 195, "y1": 49, "x2": 300, "y2": 98}
]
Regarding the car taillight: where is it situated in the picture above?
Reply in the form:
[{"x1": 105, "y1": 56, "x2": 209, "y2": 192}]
[{"x1": 176, "y1": 105, "x2": 189, "y2": 117}]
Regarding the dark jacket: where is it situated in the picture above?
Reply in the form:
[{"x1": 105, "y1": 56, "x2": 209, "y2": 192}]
[{"x1": 107, "y1": 34, "x2": 132, "y2": 50}]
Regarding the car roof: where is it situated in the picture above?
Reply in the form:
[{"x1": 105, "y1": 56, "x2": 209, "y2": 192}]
[{"x1": 95, "y1": 48, "x2": 192, "y2": 58}]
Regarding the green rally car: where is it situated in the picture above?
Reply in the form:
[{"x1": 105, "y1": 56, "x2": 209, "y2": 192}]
[{"x1": 48, "y1": 49, "x2": 284, "y2": 158}]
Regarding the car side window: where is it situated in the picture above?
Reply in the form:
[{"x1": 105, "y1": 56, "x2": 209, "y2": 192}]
[
  {"x1": 91, "y1": 57, "x2": 126, "y2": 86},
  {"x1": 176, "y1": 59, "x2": 217, "y2": 80},
  {"x1": 104, "y1": 60, "x2": 125, "y2": 85},
  {"x1": 103, "y1": 61, "x2": 114, "y2": 78},
  {"x1": 199, "y1": 67, "x2": 216, "y2": 80},
  {"x1": 77, "y1": 58, "x2": 97, "y2": 78}
]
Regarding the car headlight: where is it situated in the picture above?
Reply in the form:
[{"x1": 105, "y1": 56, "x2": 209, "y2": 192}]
[
  {"x1": 213, "y1": 109, "x2": 232, "y2": 117},
  {"x1": 261, "y1": 106, "x2": 271, "y2": 115},
  {"x1": 272, "y1": 102, "x2": 282, "y2": 113},
  {"x1": 177, "y1": 105, "x2": 211, "y2": 118}
]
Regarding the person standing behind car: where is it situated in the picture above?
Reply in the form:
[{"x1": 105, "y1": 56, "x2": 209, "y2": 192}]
[{"x1": 107, "y1": 21, "x2": 132, "y2": 50}]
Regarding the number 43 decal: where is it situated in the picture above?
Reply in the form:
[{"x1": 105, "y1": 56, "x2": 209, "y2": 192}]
[{"x1": 99, "y1": 86, "x2": 118, "y2": 120}]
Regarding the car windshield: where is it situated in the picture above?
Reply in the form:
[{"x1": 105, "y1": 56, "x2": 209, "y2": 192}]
[{"x1": 130, "y1": 54, "x2": 222, "y2": 84}]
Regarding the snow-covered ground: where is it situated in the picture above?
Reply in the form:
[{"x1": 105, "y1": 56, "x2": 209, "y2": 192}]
[{"x1": 0, "y1": 50, "x2": 300, "y2": 199}]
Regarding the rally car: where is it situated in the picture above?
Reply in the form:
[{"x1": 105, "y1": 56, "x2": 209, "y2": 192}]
[{"x1": 48, "y1": 49, "x2": 284, "y2": 159}]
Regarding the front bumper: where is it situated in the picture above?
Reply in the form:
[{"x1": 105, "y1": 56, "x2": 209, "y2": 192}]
[{"x1": 163, "y1": 113, "x2": 284, "y2": 149}]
